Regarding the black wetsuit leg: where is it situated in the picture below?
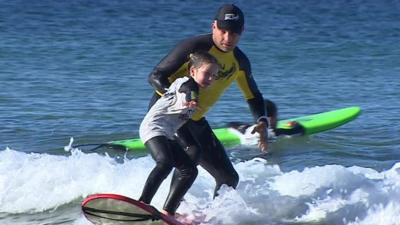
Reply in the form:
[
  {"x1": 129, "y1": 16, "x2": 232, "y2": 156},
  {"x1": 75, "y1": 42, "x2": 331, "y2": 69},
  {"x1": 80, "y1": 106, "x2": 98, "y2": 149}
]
[
  {"x1": 139, "y1": 136, "x2": 198, "y2": 214},
  {"x1": 162, "y1": 140, "x2": 198, "y2": 214},
  {"x1": 139, "y1": 136, "x2": 175, "y2": 204},
  {"x1": 176, "y1": 118, "x2": 239, "y2": 197}
]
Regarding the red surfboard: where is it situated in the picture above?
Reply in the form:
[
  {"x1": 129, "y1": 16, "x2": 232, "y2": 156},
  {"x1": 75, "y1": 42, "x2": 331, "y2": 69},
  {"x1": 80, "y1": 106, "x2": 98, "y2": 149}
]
[{"x1": 81, "y1": 193, "x2": 188, "y2": 225}]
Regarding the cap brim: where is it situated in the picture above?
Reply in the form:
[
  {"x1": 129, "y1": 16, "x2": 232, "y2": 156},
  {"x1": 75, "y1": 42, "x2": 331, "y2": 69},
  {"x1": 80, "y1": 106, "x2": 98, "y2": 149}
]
[{"x1": 216, "y1": 20, "x2": 243, "y2": 34}]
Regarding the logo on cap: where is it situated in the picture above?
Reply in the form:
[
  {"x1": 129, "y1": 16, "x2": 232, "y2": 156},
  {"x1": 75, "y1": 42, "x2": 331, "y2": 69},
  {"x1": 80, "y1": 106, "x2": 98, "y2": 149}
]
[{"x1": 224, "y1": 13, "x2": 239, "y2": 21}]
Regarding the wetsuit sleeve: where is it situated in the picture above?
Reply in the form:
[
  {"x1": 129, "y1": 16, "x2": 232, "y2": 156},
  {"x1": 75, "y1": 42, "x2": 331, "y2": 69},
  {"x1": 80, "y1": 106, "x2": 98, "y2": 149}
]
[
  {"x1": 234, "y1": 48, "x2": 268, "y2": 125},
  {"x1": 148, "y1": 35, "x2": 212, "y2": 95},
  {"x1": 247, "y1": 92, "x2": 268, "y2": 124},
  {"x1": 178, "y1": 78, "x2": 199, "y2": 102}
]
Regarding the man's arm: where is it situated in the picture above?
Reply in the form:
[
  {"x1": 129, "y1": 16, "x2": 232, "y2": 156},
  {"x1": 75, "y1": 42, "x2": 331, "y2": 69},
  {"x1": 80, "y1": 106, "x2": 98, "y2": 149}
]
[
  {"x1": 234, "y1": 48, "x2": 268, "y2": 126},
  {"x1": 148, "y1": 35, "x2": 213, "y2": 95},
  {"x1": 234, "y1": 48, "x2": 269, "y2": 152},
  {"x1": 247, "y1": 92, "x2": 268, "y2": 125},
  {"x1": 148, "y1": 44, "x2": 191, "y2": 95}
]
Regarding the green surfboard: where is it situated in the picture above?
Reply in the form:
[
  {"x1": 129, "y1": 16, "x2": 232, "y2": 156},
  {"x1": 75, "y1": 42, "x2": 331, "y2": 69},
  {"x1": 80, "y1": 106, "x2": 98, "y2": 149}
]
[{"x1": 108, "y1": 106, "x2": 361, "y2": 152}]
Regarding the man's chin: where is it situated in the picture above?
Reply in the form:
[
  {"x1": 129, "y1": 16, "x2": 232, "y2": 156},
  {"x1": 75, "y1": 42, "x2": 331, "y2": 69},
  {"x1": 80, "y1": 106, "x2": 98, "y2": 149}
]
[
  {"x1": 216, "y1": 44, "x2": 233, "y2": 52},
  {"x1": 200, "y1": 83, "x2": 210, "y2": 88},
  {"x1": 222, "y1": 45, "x2": 235, "y2": 52}
]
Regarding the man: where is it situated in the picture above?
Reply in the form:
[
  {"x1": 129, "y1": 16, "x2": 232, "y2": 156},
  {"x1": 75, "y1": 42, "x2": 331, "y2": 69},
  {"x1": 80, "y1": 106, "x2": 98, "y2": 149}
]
[{"x1": 145, "y1": 4, "x2": 270, "y2": 214}]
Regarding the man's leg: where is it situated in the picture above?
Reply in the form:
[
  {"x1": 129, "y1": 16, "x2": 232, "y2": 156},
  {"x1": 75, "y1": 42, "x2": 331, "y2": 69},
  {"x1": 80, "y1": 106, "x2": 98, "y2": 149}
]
[{"x1": 186, "y1": 118, "x2": 239, "y2": 197}]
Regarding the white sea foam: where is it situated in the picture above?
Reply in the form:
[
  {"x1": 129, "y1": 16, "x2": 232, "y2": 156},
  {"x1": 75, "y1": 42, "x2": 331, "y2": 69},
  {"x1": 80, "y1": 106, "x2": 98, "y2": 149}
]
[{"x1": 1, "y1": 148, "x2": 399, "y2": 225}]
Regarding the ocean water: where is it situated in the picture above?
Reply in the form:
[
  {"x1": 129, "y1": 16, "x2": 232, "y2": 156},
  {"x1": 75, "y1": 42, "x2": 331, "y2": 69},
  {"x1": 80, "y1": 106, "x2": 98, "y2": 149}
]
[{"x1": 1, "y1": 0, "x2": 400, "y2": 224}]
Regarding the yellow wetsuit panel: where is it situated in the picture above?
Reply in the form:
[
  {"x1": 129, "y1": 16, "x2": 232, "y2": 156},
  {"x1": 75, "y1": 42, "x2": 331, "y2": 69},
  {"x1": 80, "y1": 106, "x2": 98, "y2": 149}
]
[{"x1": 148, "y1": 34, "x2": 265, "y2": 122}]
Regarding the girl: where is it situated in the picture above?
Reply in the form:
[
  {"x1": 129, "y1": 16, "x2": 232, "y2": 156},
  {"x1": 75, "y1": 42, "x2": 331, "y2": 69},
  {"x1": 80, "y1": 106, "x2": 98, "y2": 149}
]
[{"x1": 139, "y1": 51, "x2": 219, "y2": 215}]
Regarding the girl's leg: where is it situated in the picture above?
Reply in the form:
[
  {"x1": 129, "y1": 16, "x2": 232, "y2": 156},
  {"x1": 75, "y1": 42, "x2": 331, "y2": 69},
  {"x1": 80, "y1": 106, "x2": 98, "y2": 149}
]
[{"x1": 139, "y1": 136, "x2": 174, "y2": 204}]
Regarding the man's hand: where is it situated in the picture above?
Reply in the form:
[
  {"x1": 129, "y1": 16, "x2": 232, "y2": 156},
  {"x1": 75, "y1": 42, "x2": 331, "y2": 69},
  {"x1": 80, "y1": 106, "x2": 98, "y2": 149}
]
[{"x1": 251, "y1": 121, "x2": 268, "y2": 152}]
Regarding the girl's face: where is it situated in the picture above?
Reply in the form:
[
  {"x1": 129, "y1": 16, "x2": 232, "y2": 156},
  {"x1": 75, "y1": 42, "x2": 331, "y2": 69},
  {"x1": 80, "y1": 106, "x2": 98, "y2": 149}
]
[{"x1": 190, "y1": 63, "x2": 219, "y2": 88}]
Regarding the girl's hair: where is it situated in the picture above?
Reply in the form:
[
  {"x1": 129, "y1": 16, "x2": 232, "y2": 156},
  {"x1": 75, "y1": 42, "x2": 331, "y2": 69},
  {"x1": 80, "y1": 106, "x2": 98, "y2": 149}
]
[{"x1": 188, "y1": 51, "x2": 219, "y2": 70}]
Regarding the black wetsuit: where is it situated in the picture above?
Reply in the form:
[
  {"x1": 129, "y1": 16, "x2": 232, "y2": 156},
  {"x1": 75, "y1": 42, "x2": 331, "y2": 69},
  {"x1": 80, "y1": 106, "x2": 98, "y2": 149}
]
[
  {"x1": 143, "y1": 33, "x2": 268, "y2": 213},
  {"x1": 140, "y1": 137, "x2": 198, "y2": 213}
]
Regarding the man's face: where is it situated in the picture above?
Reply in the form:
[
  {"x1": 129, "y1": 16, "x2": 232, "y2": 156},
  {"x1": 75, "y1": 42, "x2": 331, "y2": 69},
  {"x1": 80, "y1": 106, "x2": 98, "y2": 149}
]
[{"x1": 211, "y1": 21, "x2": 242, "y2": 52}]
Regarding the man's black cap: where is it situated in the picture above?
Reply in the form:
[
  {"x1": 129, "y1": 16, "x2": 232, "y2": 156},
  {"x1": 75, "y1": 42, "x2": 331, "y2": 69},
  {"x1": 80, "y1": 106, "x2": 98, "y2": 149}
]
[{"x1": 214, "y1": 4, "x2": 244, "y2": 34}]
